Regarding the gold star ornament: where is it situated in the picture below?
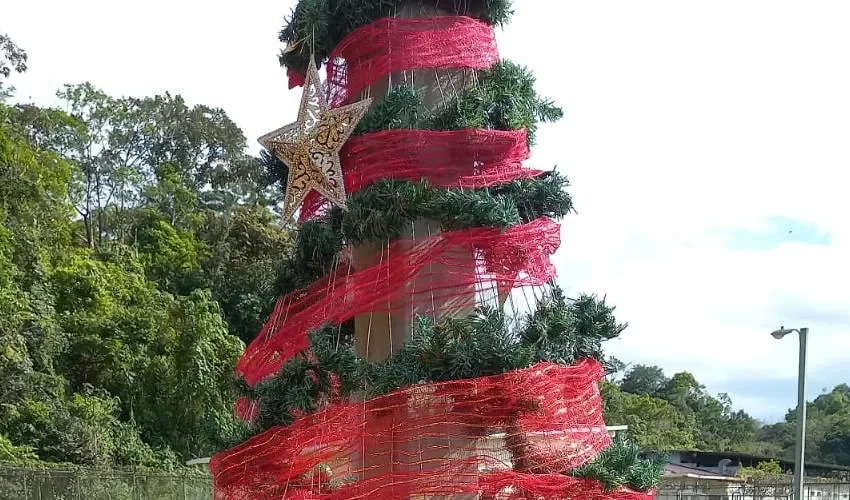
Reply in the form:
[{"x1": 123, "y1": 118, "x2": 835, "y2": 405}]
[{"x1": 259, "y1": 58, "x2": 372, "y2": 220}]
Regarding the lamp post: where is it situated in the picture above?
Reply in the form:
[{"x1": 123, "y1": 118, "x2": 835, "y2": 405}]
[{"x1": 770, "y1": 326, "x2": 809, "y2": 500}]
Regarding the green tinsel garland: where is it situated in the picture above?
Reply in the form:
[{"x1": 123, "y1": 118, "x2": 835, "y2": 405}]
[
  {"x1": 279, "y1": 0, "x2": 515, "y2": 73},
  {"x1": 248, "y1": 288, "x2": 625, "y2": 430}
]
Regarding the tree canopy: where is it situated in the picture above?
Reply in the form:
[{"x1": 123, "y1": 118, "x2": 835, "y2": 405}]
[
  {"x1": 605, "y1": 363, "x2": 850, "y2": 467},
  {"x1": 0, "y1": 35, "x2": 292, "y2": 467}
]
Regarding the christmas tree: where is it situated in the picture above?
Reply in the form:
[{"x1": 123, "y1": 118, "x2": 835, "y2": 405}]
[{"x1": 211, "y1": 1, "x2": 663, "y2": 498}]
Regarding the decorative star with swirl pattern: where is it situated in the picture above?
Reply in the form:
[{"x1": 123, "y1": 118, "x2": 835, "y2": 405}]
[{"x1": 259, "y1": 58, "x2": 371, "y2": 221}]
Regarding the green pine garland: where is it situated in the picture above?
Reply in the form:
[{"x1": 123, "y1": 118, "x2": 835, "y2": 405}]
[
  {"x1": 279, "y1": 0, "x2": 515, "y2": 74},
  {"x1": 354, "y1": 61, "x2": 563, "y2": 145},
  {"x1": 243, "y1": 288, "x2": 656, "y2": 493},
  {"x1": 570, "y1": 438, "x2": 664, "y2": 493},
  {"x1": 271, "y1": 172, "x2": 573, "y2": 299},
  {"x1": 246, "y1": 287, "x2": 625, "y2": 431}
]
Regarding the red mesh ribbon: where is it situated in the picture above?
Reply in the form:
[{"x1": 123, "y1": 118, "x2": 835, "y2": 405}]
[
  {"x1": 288, "y1": 68, "x2": 306, "y2": 89},
  {"x1": 237, "y1": 217, "x2": 561, "y2": 386},
  {"x1": 325, "y1": 16, "x2": 498, "y2": 107},
  {"x1": 299, "y1": 128, "x2": 540, "y2": 222},
  {"x1": 214, "y1": 360, "x2": 652, "y2": 499},
  {"x1": 234, "y1": 397, "x2": 259, "y2": 422},
  {"x1": 477, "y1": 474, "x2": 654, "y2": 500}
]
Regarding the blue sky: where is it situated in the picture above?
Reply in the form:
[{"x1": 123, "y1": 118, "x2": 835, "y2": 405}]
[
  {"x1": 5, "y1": 1, "x2": 850, "y2": 423},
  {"x1": 712, "y1": 216, "x2": 832, "y2": 251}
]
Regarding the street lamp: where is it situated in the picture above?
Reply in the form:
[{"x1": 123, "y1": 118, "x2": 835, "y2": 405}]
[{"x1": 770, "y1": 326, "x2": 809, "y2": 500}]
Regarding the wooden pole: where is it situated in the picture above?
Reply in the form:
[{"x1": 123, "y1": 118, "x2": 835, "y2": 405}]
[{"x1": 349, "y1": 2, "x2": 488, "y2": 497}]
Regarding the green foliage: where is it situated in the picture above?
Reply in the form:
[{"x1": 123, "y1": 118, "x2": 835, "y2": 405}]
[
  {"x1": 602, "y1": 382, "x2": 697, "y2": 451},
  {"x1": 18, "y1": 82, "x2": 259, "y2": 248},
  {"x1": 354, "y1": 61, "x2": 562, "y2": 145},
  {"x1": 662, "y1": 372, "x2": 759, "y2": 452},
  {"x1": 737, "y1": 460, "x2": 784, "y2": 479},
  {"x1": 0, "y1": 33, "x2": 28, "y2": 100},
  {"x1": 608, "y1": 365, "x2": 850, "y2": 467},
  {"x1": 0, "y1": 82, "x2": 279, "y2": 467},
  {"x1": 354, "y1": 86, "x2": 424, "y2": 134},
  {"x1": 0, "y1": 379, "x2": 161, "y2": 466},
  {"x1": 198, "y1": 206, "x2": 294, "y2": 342},
  {"x1": 0, "y1": 34, "x2": 27, "y2": 79},
  {"x1": 135, "y1": 216, "x2": 208, "y2": 294},
  {"x1": 278, "y1": 0, "x2": 514, "y2": 73},
  {"x1": 756, "y1": 384, "x2": 850, "y2": 466},
  {"x1": 620, "y1": 365, "x2": 668, "y2": 396},
  {"x1": 337, "y1": 175, "x2": 569, "y2": 243},
  {"x1": 606, "y1": 365, "x2": 765, "y2": 455},
  {"x1": 570, "y1": 438, "x2": 664, "y2": 492},
  {"x1": 0, "y1": 434, "x2": 39, "y2": 465},
  {"x1": 249, "y1": 288, "x2": 625, "y2": 431}
]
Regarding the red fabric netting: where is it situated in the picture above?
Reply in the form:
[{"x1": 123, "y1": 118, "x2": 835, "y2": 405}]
[
  {"x1": 325, "y1": 16, "x2": 498, "y2": 107},
  {"x1": 476, "y1": 474, "x2": 654, "y2": 500},
  {"x1": 213, "y1": 360, "x2": 652, "y2": 499},
  {"x1": 288, "y1": 67, "x2": 306, "y2": 89},
  {"x1": 235, "y1": 396, "x2": 259, "y2": 422},
  {"x1": 237, "y1": 217, "x2": 561, "y2": 386},
  {"x1": 299, "y1": 128, "x2": 540, "y2": 222}
]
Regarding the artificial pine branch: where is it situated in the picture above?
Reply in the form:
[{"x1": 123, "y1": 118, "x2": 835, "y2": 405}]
[
  {"x1": 352, "y1": 61, "x2": 562, "y2": 145},
  {"x1": 569, "y1": 438, "x2": 664, "y2": 492},
  {"x1": 354, "y1": 86, "x2": 423, "y2": 135},
  {"x1": 425, "y1": 61, "x2": 563, "y2": 145},
  {"x1": 279, "y1": 0, "x2": 515, "y2": 73}
]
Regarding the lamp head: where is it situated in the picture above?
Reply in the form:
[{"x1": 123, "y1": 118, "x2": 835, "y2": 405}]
[{"x1": 771, "y1": 326, "x2": 794, "y2": 339}]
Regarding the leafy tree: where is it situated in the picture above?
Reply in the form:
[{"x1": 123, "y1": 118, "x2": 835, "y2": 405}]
[
  {"x1": 822, "y1": 414, "x2": 850, "y2": 466},
  {"x1": 620, "y1": 365, "x2": 668, "y2": 396},
  {"x1": 196, "y1": 205, "x2": 293, "y2": 342},
  {"x1": 737, "y1": 460, "x2": 784, "y2": 479},
  {"x1": 602, "y1": 381, "x2": 696, "y2": 451},
  {"x1": 0, "y1": 33, "x2": 27, "y2": 100},
  {"x1": 0, "y1": 34, "x2": 27, "y2": 79},
  {"x1": 759, "y1": 384, "x2": 850, "y2": 466},
  {"x1": 0, "y1": 45, "x2": 270, "y2": 467},
  {"x1": 607, "y1": 366, "x2": 762, "y2": 453},
  {"x1": 15, "y1": 82, "x2": 254, "y2": 248}
]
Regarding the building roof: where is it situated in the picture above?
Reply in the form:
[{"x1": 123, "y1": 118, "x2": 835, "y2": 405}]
[
  {"x1": 663, "y1": 463, "x2": 743, "y2": 482},
  {"x1": 666, "y1": 450, "x2": 850, "y2": 474}
]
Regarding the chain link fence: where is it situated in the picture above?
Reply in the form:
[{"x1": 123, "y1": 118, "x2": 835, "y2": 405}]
[
  {"x1": 657, "y1": 478, "x2": 850, "y2": 500},
  {"x1": 0, "y1": 466, "x2": 212, "y2": 500}
]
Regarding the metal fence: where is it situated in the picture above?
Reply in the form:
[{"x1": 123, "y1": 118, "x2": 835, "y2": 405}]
[
  {"x1": 3, "y1": 466, "x2": 850, "y2": 500},
  {"x1": 657, "y1": 478, "x2": 850, "y2": 500},
  {"x1": 0, "y1": 466, "x2": 213, "y2": 500}
]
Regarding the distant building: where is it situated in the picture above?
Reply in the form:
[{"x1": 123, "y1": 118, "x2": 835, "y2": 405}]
[
  {"x1": 658, "y1": 450, "x2": 850, "y2": 478},
  {"x1": 653, "y1": 450, "x2": 850, "y2": 500}
]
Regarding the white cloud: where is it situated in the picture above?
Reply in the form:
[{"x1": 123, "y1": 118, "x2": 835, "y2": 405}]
[{"x1": 5, "y1": 0, "x2": 850, "y2": 420}]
